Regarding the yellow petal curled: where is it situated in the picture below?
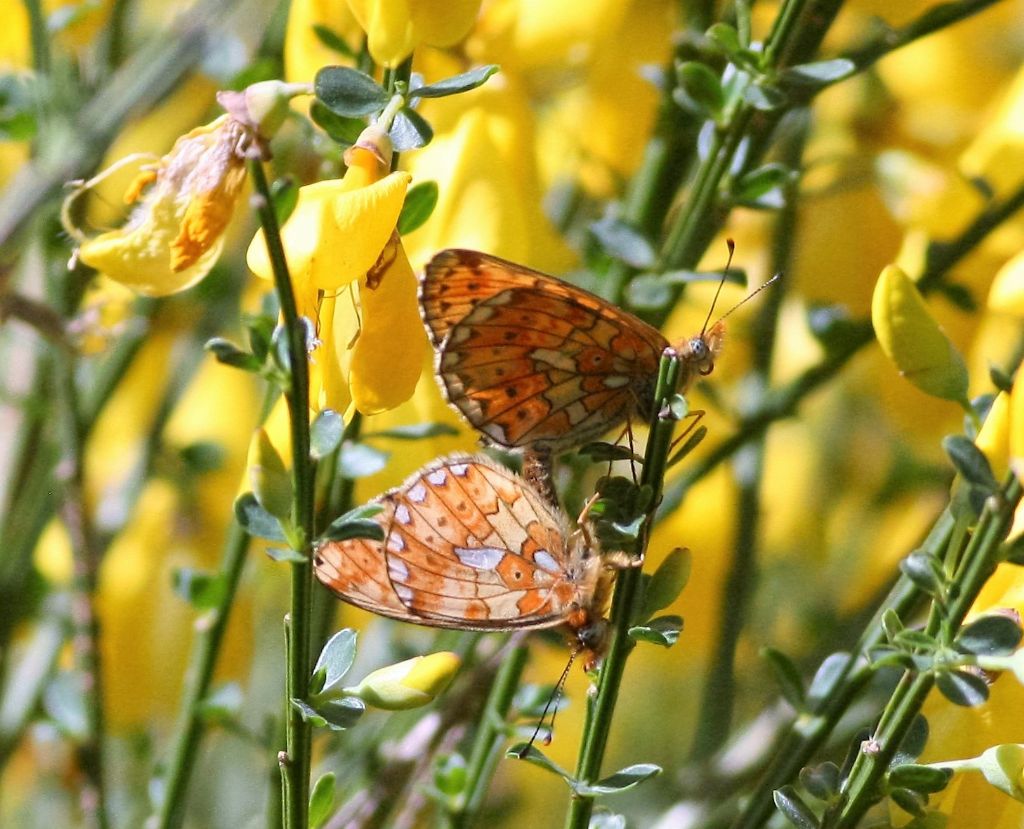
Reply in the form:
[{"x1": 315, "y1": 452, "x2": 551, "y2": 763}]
[
  {"x1": 246, "y1": 170, "x2": 411, "y2": 291},
  {"x1": 349, "y1": 240, "x2": 426, "y2": 414},
  {"x1": 871, "y1": 264, "x2": 969, "y2": 403}
]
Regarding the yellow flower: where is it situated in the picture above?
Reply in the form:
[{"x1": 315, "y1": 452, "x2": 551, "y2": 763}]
[
  {"x1": 247, "y1": 126, "x2": 427, "y2": 415},
  {"x1": 74, "y1": 115, "x2": 252, "y2": 296},
  {"x1": 342, "y1": 651, "x2": 461, "y2": 709},
  {"x1": 70, "y1": 81, "x2": 307, "y2": 297},
  {"x1": 347, "y1": 0, "x2": 483, "y2": 66}
]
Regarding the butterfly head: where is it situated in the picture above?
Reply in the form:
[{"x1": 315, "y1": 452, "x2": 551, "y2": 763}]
[{"x1": 675, "y1": 320, "x2": 725, "y2": 390}]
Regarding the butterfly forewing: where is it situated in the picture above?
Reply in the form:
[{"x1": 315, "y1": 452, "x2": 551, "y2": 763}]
[
  {"x1": 421, "y1": 250, "x2": 669, "y2": 452},
  {"x1": 314, "y1": 455, "x2": 599, "y2": 632}
]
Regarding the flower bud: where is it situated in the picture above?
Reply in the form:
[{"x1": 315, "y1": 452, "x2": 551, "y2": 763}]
[
  {"x1": 217, "y1": 81, "x2": 312, "y2": 143},
  {"x1": 343, "y1": 652, "x2": 460, "y2": 710},
  {"x1": 871, "y1": 264, "x2": 968, "y2": 403}
]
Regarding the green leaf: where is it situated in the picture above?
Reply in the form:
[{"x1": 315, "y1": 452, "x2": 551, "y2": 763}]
[
  {"x1": 309, "y1": 772, "x2": 336, "y2": 829},
  {"x1": 433, "y1": 752, "x2": 468, "y2": 797},
  {"x1": 338, "y1": 442, "x2": 390, "y2": 478},
  {"x1": 936, "y1": 669, "x2": 990, "y2": 707},
  {"x1": 990, "y1": 365, "x2": 1014, "y2": 393},
  {"x1": 508, "y1": 744, "x2": 575, "y2": 783},
  {"x1": 390, "y1": 107, "x2": 433, "y2": 151},
  {"x1": 590, "y1": 216, "x2": 656, "y2": 269},
  {"x1": 205, "y1": 337, "x2": 259, "y2": 371},
  {"x1": 292, "y1": 696, "x2": 365, "y2": 731},
  {"x1": 312, "y1": 24, "x2": 354, "y2": 57},
  {"x1": 881, "y1": 608, "x2": 905, "y2": 642},
  {"x1": 957, "y1": 614, "x2": 1023, "y2": 656},
  {"x1": 899, "y1": 550, "x2": 945, "y2": 598},
  {"x1": 674, "y1": 61, "x2": 725, "y2": 118},
  {"x1": 171, "y1": 567, "x2": 226, "y2": 610},
  {"x1": 943, "y1": 435, "x2": 998, "y2": 492},
  {"x1": 897, "y1": 712, "x2": 937, "y2": 761},
  {"x1": 398, "y1": 181, "x2": 439, "y2": 234},
  {"x1": 574, "y1": 763, "x2": 661, "y2": 796},
  {"x1": 666, "y1": 393, "x2": 689, "y2": 420},
  {"x1": 312, "y1": 629, "x2": 358, "y2": 695},
  {"x1": 762, "y1": 646, "x2": 806, "y2": 710},
  {"x1": 799, "y1": 762, "x2": 840, "y2": 801},
  {"x1": 319, "y1": 504, "x2": 386, "y2": 543},
  {"x1": 266, "y1": 176, "x2": 300, "y2": 228},
  {"x1": 625, "y1": 274, "x2": 672, "y2": 311},
  {"x1": 195, "y1": 683, "x2": 243, "y2": 725},
  {"x1": 309, "y1": 99, "x2": 366, "y2": 145},
  {"x1": 889, "y1": 787, "x2": 926, "y2": 818},
  {"x1": 234, "y1": 492, "x2": 287, "y2": 542},
  {"x1": 806, "y1": 652, "x2": 852, "y2": 705},
  {"x1": 806, "y1": 304, "x2": 869, "y2": 353},
  {"x1": 743, "y1": 82, "x2": 787, "y2": 111},
  {"x1": 892, "y1": 629, "x2": 938, "y2": 651},
  {"x1": 243, "y1": 313, "x2": 276, "y2": 363},
  {"x1": 363, "y1": 422, "x2": 460, "y2": 440},
  {"x1": 577, "y1": 442, "x2": 644, "y2": 464},
  {"x1": 773, "y1": 785, "x2": 819, "y2": 829},
  {"x1": 310, "y1": 409, "x2": 345, "y2": 460},
  {"x1": 315, "y1": 66, "x2": 389, "y2": 117},
  {"x1": 410, "y1": 65, "x2": 500, "y2": 98},
  {"x1": 734, "y1": 162, "x2": 794, "y2": 207},
  {"x1": 642, "y1": 548, "x2": 691, "y2": 618},
  {"x1": 265, "y1": 546, "x2": 307, "y2": 563},
  {"x1": 179, "y1": 440, "x2": 226, "y2": 474},
  {"x1": 780, "y1": 58, "x2": 855, "y2": 87},
  {"x1": 705, "y1": 22, "x2": 741, "y2": 56},
  {"x1": 887, "y1": 763, "x2": 952, "y2": 794},
  {"x1": 628, "y1": 615, "x2": 683, "y2": 647}
]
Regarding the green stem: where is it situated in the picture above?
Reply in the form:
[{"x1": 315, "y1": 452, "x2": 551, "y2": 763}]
[
  {"x1": 448, "y1": 642, "x2": 530, "y2": 829},
  {"x1": 564, "y1": 353, "x2": 682, "y2": 829},
  {"x1": 152, "y1": 521, "x2": 251, "y2": 829},
  {"x1": 690, "y1": 119, "x2": 804, "y2": 761},
  {"x1": 248, "y1": 159, "x2": 316, "y2": 829},
  {"x1": 726, "y1": 508, "x2": 954, "y2": 829},
  {"x1": 54, "y1": 328, "x2": 108, "y2": 829},
  {"x1": 829, "y1": 474, "x2": 1023, "y2": 829}
]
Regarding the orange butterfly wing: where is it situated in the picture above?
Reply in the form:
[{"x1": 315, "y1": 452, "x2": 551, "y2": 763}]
[
  {"x1": 314, "y1": 455, "x2": 599, "y2": 631},
  {"x1": 420, "y1": 250, "x2": 669, "y2": 451}
]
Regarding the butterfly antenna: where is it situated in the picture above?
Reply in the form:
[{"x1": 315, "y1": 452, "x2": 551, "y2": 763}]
[
  {"x1": 714, "y1": 271, "x2": 782, "y2": 327},
  {"x1": 700, "y1": 238, "x2": 736, "y2": 337},
  {"x1": 517, "y1": 649, "x2": 577, "y2": 757}
]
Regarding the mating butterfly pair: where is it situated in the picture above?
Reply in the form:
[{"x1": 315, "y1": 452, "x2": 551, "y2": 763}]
[{"x1": 315, "y1": 250, "x2": 727, "y2": 659}]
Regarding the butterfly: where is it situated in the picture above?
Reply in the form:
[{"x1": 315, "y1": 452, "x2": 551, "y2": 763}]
[
  {"x1": 313, "y1": 454, "x2": 616, "y2": 667},
  {"x1": 419, "y1": 249, "x2": 725, "y2": 455}
]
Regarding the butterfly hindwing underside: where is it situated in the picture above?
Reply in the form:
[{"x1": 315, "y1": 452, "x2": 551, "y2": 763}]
[{"x1": 314, "y1": 455, "x2": 604, "y2": 633}]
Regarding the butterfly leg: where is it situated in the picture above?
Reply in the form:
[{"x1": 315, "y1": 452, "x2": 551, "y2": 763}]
[
  {"x1": 522, "y1": 446, "x2": 558, "y2": 508},
  {"x1": 668, "y1": 408, "x2": 706, "y2": 454}
]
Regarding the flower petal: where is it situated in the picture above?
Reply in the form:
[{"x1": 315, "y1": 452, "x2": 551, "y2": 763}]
[{"x1": 349, "y1": 241, "x2": 426, "y2": 414}]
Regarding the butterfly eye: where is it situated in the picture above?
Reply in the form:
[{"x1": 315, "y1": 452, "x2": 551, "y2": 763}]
[{"x1": 689, "y1": 338, "x2": 707, "y2": 359}]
